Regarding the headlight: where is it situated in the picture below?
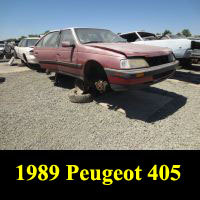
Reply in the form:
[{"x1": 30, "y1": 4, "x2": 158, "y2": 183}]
[
  {"x1": 168, "y1": 53, "x2": 176, "y2": 62},
  {"x1": 120, "y1": 58, "x2": 149, "y2": 69}
]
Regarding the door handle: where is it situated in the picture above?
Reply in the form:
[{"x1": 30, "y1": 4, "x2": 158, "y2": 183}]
[{"x1": 35, "y1": 51, "x2": 38, "y2": 55}]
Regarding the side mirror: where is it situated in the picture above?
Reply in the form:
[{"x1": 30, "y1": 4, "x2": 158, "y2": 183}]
[{"x1": 61, "y1": 41, "x2": 75, "y2": 48}]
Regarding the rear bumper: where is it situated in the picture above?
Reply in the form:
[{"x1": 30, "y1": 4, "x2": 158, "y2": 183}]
[{"x1": 105, "y1": 60, "x2": 179, "y2": 91}]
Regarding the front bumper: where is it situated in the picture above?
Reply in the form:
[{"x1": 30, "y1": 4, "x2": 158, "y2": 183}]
[{"x1": 105, "y1": 60, "x2": 179, "y2": 91}]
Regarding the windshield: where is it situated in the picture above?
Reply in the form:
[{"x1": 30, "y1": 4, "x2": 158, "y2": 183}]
[
  {"x1": 75, "y1": 28, "x2": 127, "y2": 44},
  {"x1": 27, "y1": 39, "x2": 39, "y2": 47}
]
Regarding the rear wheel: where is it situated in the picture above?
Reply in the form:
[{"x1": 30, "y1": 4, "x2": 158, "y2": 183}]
[{"x1": 54, "y1": 73, "x2": 63, "y2": 85}]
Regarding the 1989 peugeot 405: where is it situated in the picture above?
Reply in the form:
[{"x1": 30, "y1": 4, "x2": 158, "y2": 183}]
[{"x1": 34, "y1": 28, "x2": 179, "y2": 92}]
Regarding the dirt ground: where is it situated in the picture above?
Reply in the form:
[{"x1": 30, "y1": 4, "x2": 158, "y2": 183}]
[{"x1": 0, "y1": 61, "x2": 200, "y2": 150}]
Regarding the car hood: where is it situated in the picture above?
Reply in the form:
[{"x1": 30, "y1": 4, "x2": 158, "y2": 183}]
[{"x1": 87, "y1": 43, "x2": 170, "y2": 57}]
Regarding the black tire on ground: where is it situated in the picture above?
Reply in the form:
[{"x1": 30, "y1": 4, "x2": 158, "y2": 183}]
[
  {"x1": 68, "y1": 88, "x2": 93, "y2": 103},
  {"x1": 0, "y1": 77, "x2": 6, "y2": 83}
]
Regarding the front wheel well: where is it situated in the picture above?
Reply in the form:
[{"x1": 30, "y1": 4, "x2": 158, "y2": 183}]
[
  {"x1": 84, "y1": 60, "x2": 110, "y2": 92},
  {"x1": 84, "y1": 61, "x2": 107, "y2": 83}
]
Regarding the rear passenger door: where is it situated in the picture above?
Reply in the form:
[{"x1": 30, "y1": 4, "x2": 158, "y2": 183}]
[{"x1": 34, "y1": 31, "x2": 60, "y2": 72}]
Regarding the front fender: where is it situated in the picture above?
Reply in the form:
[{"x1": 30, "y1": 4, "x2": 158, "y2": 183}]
[{"x1": 79, "y1": 52, "x2": 123, "y2": 74}]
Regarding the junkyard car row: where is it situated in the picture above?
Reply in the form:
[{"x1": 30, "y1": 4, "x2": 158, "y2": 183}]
[{"x1": 1, "y1": 27, "x2": 200, "y2": 102}]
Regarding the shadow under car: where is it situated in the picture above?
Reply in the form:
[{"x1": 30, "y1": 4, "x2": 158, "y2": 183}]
[
  {"x1": 94, "y1": 87, "x2": 187, "y2": 123},
  {"x1": 48, "y1": 74, "x2": 187, "y2": 123}
]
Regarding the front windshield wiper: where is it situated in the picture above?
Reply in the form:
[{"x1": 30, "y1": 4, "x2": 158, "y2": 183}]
[{"x1": 83, "y1": 41, "x2": 103, "y2": 44}]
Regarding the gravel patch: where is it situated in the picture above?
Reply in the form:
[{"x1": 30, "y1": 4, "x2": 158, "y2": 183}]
[{"x1": 0, "y1": 65, "x2": 200, "y2": 150}]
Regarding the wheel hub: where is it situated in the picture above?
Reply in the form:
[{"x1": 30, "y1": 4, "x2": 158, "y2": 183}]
[{"x1": 95, "y1": 80, "x2": 108, "y2": 93}]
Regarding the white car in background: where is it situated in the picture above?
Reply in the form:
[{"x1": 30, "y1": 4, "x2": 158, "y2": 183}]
[
  {"x1": 14, "y1": 37, "x2": 39, "y2": 65},
  {"x1": 120, "y1": 31, "x2": 200, "y2": 66},
  {"x1": 0, "y1": 42, "x2": 5, "y2": 59}
]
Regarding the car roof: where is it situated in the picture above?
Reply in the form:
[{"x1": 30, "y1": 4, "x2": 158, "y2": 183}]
[{"x1": 48, "y1": 27, "x2": 111, "y2": 32}]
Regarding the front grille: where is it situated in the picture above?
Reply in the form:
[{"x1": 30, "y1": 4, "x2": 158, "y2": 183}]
[{"x1": 146, "y1": 55, "x2": 169, "y2": 67}]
